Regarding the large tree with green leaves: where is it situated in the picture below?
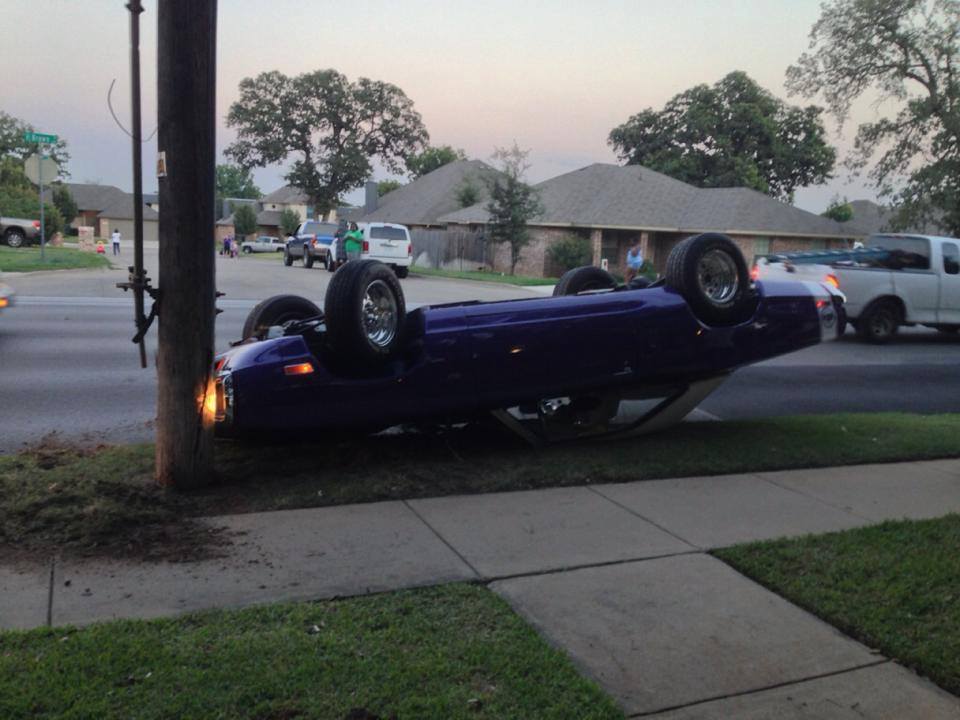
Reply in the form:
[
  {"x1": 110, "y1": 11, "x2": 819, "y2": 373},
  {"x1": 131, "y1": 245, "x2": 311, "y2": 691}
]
[
  {"x1": 406, "y1": 145, "x2": 467, "y2": 179},
  {"x1": 280, "y1": 207, "x2": 301, "y2": 236},
  {"x1": 0, "y1": 111, "x2": 70, "y2": 170},
  {"x1": 51, "y1": 184, "x2": 77, "y2": 225},
  {"x1": 232, "y1": 203, "x2": 258, "y2": 240},
  {"x1": 787, "y1": 0, "x2": 959, "y2": 235},
  {"x1": 485, "y1": 144, "x2": 543, "y2": 275},
  {"x1": 216, "y1": 164, "x2": 260, "y2": 200},
  {"x1": 226, "y1": 70, "x2": 428, "y2": 219},
  {"x1": 608, "y1": 71, "x2": 836, "y2": 202}
]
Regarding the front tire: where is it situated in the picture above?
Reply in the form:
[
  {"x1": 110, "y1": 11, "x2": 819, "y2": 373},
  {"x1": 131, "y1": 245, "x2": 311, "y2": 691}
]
[
  {"x1": 325, "y1": 253, "x2": 336, "y2": 273},
  {"x1": 283, "y1": 249, "x2": 294, "y2": 266},
  {"x1": 553, "y1": 266, "x2": 616, "y2": 296},
  {"x1": 242, "y1": 246, "x2": 252, "y2": 254},
  {"x1": 856, "y1": 300, "x2": 900, "y2": 343},
  {"x1": 395, "y1": 265, "x2": 409, "y2": 279},
  {"x1": 241, "y1": 295, "x2": 322, "y2": 341},
  {"x1": 324, "y1": 260, "x2": 406, "y2": 367},
  {"x1": 665, "y1": 233, "x2": 752, "y2": 326},
  {"x1": 304, "y1": 247, "x2": 315, "y2": 268},
  {"x1": 4, "y1": 229, "x2": 26, "y2": 248}
]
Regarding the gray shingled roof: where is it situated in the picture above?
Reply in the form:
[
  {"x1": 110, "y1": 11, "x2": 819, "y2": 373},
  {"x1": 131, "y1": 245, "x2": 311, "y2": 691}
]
[
  {"x1": 97, "y1": 194, "x2": 159, "y2": 221},
  {"x1": 256, "y1": 210, "x2": 283, "y2": 226},
  {"x1": 843, "y1": 199, "x2": 949, "y2": 236},
  {"x1": 359, "y1": 160, "x2": 505, "y2": 226},
  {"x1": 262, "y1": 185, "x2": 310, "y2": 204},
  {"x1": 439, "y1": 163, "x2": 861, "y2": 238},
  {"x1": 45, "y1": 183, "x2": 159, "y2": 222}
]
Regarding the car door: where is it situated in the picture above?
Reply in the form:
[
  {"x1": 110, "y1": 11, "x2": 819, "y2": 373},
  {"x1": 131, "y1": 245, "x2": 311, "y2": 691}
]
[
  {"x1": 873, "y1": 235, "x2": 939, "y2": 322},
  {"x1": 939, "y1": 241, "x2": 960, "y2": 325}
]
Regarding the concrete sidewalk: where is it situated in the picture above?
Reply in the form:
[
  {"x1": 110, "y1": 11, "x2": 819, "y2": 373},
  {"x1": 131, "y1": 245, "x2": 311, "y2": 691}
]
[{"x1": 2, "y1": 459, "x2": 959, "y2": 717}]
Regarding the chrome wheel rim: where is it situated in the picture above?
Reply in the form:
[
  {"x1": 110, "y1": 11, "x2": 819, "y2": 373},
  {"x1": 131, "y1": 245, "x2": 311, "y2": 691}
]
[
  {"x1": 7, "y1": 233, "x2": 23, "y2": 248},
  {"x1": 696, "y1": 249, "x2": 739, "y2": 306},
  {"x1": 362, "y1": 279, "x2": 398, "y2": 347}
]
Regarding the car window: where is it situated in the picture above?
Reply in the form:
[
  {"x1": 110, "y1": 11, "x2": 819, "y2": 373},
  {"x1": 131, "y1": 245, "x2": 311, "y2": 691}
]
[
  {"x1": 944, "y1": 243, "x2": 959, "y2": 275},
  {"x1": 369, "y1": 226, "x2": 407, "y2": 241},
  {"x1": 865, "y1": 235, "x2": 930, "y2": 270},
  {"x1": 301, "y1": 222, "x2": 338, "y2": 236}
]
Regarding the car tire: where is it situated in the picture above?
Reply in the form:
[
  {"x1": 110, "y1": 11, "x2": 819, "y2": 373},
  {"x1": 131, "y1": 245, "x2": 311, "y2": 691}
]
[
  {"x1": 304, "y1": 247, "x2": 315, "y2": 268},
  {"x1": 324, "y1": 259, "x2": 406, "y2": 367},
  {"x1": 856, "y1": 300, "x2": 900, "y2": 343},
  {"x1": 241, "y1": 294, "x2": 322, "y2": 341},
  {"x1": 283, "y1": 249, "x2": 294, "y2": 266},
  {"x1": 665, "y1": 233, "x2": 752, "y2": 326},
  {"x1": 325, "y1": 253, "x2": 336, "y2": 273},
  {"x1": 935, "y1": 325, "x2": 959, "y2": 335},
  {"x1": 395, "y1": 266, "x2": 409, "y2": 279},
  {"x1": 4, "y1": 229, "x2": 26, "y2": 248},
  {"x1": 242, "y1": 246, "x2": 252, "y2": 254},
  {"x1": 552, "y1": 266, "x2": 616, "y2": 296}
]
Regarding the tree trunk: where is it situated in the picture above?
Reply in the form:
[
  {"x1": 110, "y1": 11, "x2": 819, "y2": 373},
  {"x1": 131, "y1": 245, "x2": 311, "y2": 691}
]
[{"x1": 155, "y1": 0, "x2": 218, "y2": 489}]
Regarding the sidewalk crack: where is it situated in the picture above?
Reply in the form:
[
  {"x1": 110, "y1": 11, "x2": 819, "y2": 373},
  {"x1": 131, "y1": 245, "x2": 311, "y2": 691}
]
[
  {"x1": 586, "y1": 485, "x2": 700, "y2": 549},
  {"x1": 402, "y1": 500, "x2": 481, "y2": 579}
]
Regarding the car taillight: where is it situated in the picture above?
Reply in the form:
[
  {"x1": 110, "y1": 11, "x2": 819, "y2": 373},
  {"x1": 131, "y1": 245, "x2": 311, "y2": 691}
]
[
  {"x1": 408, "y1": 243, "x2": 412, "y2": 256},
  {"x1": 32, "y1": 220, "x2": 41, "y2": 229},
  {"x1": 362, "y1": 240, "x2": 369, "y2": 253},
  {"x1": 312, "y1": 235, "x2": 317, "y2": 247},
  {"x1": 750, "y1": 265, "x2": 759, "y2": 281},
  {"x1": 825, "y1": 273, "x2": 840, "y2": 289},
  {"x1": 284, "y1": 362, "x2": 314, "y2": 376}
]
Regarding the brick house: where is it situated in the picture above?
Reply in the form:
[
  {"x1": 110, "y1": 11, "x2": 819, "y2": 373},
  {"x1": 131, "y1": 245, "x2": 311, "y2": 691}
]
[
  {"x1": 47, "y1": 182, "x2": 159, "y2": 242},
  {"x1": 438, "y1": 164, "x2": 865, "y2": 277}
]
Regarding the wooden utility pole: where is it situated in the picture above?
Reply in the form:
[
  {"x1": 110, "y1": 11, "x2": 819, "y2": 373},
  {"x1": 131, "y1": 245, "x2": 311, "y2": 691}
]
[{"x1": 156, "y1": 0, "x2": 218, "y2": 488}]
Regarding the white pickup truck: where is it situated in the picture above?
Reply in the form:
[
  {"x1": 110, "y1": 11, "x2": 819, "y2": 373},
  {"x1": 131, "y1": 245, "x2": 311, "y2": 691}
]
[{"x1": 755, "y1": 233, "x2": 960, "y2": 342}]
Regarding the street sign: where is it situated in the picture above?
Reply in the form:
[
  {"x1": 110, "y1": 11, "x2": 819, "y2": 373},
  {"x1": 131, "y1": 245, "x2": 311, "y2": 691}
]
[
  {"x1": 23, "y1": 131, "x2": 58, "y2": 144},
  {"x1": 24, "y1": 154, "x2": 59, "y2": 185}
]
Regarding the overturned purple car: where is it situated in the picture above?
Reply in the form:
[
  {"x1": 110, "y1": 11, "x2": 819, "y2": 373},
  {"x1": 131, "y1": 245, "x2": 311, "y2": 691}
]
[{"x1": 214, "y1": 233, "x2": 844, "y2": 443}]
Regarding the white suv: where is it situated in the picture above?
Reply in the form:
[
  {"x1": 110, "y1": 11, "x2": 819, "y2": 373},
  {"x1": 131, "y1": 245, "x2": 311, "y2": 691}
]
[{"x1": 328, "y1": 222, "x2": 412, "y2": 278}]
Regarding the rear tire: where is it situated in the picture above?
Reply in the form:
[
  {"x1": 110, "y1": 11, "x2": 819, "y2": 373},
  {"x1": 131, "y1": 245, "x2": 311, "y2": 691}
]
[
  {"x1": 665, "y1": 233, "x2": 752, "y2": 326},
  {"x1": 325, "y1": 253, "x2": 336, "y2": 272},
  {"x1": 242, "y1": 246, "x2": 252, "y2": 254},
  {"x1": 395, "y1": 265, "x2": 409, "y2": 279},
  {"x1": 553, "y1": 266, "x2": 616, "y2": 296},
  {"x1": 283, "y1": 249, "x2": 293, "y2": 266},
  {"x1": 304, "y1": 247, "x2": 315, "y2": 268},
  {"x1": 242, "y1": 295, "x2": 322, "y2": 340},
  {"x1": 856, "y1": 300, "x2": 900, "y2": 343},
  {"x1": 324, "y1": 260, "x2": 406, "y2": 367},
  {"x1": 4, "y1": 229, "x2": 26, "y2": 248}
]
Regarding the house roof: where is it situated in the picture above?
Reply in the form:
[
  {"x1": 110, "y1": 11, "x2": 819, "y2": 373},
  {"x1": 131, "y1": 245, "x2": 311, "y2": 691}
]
[
  {"x1": 843, "y1": 199, "x2": 949, "y2": 236},
  {"x1": 45, "y1": 183, "x2": 159, "y2": 222},
  {"x1": 215, "y1": 209, "x2": 284, "y2": 228},
  {"x1": 262, "y1": 185, "x2": 309, "y2": 204},
  {"x1": 359, "y1": 160, "x2": 505, "y2": 226},
  {"x1": 439, "y1": 163, "x2": 862, "y2": 239},
  {"x1": 97, "y1": 195, "x2": 159, "y2": 221}
]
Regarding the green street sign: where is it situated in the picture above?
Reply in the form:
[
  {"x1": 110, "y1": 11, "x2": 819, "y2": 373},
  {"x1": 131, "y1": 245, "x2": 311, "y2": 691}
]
[{"x1": 24, "y1": 131, "x2": 58, "y2": 144}]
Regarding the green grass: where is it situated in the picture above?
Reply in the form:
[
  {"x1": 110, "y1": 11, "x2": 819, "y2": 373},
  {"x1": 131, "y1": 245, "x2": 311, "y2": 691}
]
[
  {"x1": 0, "y1": 584, "x2": 624, "y2": 720},
  {"x1": 717, "y1": 514, "x2": 960, "y2": 697},
  {"x1": 0, "y1": 245, "x2": 112, "y2": 272},
  {"x1": 2, "y1": 413, "x2": 958, "y2": 560},
  {"x1": 411, "y1": 265, "x2": 558, "y2": 285}
]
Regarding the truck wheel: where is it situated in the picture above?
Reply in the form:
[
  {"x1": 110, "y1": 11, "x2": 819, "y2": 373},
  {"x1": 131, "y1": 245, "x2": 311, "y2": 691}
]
[
  {"x1": 4, "y1": 229, "x2": 26, "y2": 248},
  {"x1": 856, "y1": 300, "x2": 900, "y2": 343},
  {"x1": 325, "y1": 253, "x2": 336, "y2": 272},
  {"x1": 242, "y1": 246, "x2": 252, "y2": 254},
  {"x1": 395, "y1": 265, "x2": 409, "y2": 279},
  {"x1": 324, "y1": 260, "x2": 405, "y2": 367},
  {"x1": 553, "y1": 266, "x2": 616, "y2": 296},
  {"x1": 283, "y1": 249, "x2": 294, "y2": 266},
  {"x1": 665, "y1": 233, "x2": 752, "y2": 326},
  {"x1": 304, "y1": 247, "x2": 315, "y2": 268},
  {"x1": 242, "y1": 294, "x2": 322, "y2": 340}
]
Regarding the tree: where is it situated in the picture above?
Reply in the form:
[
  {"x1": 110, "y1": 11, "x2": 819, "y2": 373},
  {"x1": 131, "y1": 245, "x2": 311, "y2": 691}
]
[
  {"x1": 0, "y1": 110, "x2": 70, "y2": 170},
  {"x1": 485, "y1": 144, "x2": 543, "y2": 275},
  {"x1": 226, "y1": 70, "x2": 428, "y2": 219},
  {"x1": 216, "y1": 163, "x2": 260, "y2": 201},
  {"x1": 608, "y1": 71, "x2": 836, "y2": 202},
  {"x1": 406, "y1": 145, "x2": 467, "y2": 179},
  {"x1": 455, "y1": 177, "x2": 480, "y2": 208},
  {"x1": 51, "y1": 184, "x2": 77, "y2": 225},
  {"x1": 377, "y1": 179, "x2": 402, "y2": 196},
  {"x1": 822, "y1": 195, "x2": 854, "y2": 223},
  {"x1": 232, "y1": 203, "x2": 258, "y2": 240},
  {"x1": 787, "y1": 0, "x2": 959, "y2": 234},
  {"x1": 280, "y1": 207, "x2": 301, "y2": 236}
]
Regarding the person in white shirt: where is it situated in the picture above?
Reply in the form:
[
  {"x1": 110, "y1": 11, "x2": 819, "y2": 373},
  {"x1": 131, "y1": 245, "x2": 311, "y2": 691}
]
[{"x1": 111, "y1": 229, "x2": 121, "y2": 256}]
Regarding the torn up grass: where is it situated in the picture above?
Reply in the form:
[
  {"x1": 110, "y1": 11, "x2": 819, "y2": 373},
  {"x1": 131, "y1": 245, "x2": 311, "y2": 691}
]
[
  {"x1": 0, "y1": 584, "x2": 624, "y2": 720},
  {"x1": 716, "y1": 514, "x2": 960, "y2": 697}
]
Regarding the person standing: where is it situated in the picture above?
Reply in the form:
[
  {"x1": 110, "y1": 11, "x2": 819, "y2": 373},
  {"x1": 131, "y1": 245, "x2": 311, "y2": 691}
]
[
  {"x1": 343, "y1": 222, "x2": 364, "y2": 262},
  {"x1": 625, "y1": 239, "x2": 644, "y2": 283},
  {"x1": 111, "y1": 228, "x2": 121, "y2": 256}
]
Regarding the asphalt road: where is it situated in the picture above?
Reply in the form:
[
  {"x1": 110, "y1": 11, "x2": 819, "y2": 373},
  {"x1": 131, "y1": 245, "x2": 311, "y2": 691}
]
[{"x1": 2, "y1": 247, "x2": 959, "y2": 452}]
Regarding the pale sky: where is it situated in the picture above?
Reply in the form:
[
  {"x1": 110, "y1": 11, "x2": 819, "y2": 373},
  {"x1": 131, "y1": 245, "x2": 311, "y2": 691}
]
[{"x1": 3, "y1": 0, "x2": 894, "y2": 212}]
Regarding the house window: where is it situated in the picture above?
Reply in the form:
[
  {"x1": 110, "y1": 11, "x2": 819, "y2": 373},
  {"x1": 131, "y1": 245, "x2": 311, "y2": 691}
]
[
  {"x1": 807, "y1": 238, "x2": 826, "y2": 250},
  {"x1": 601, "y1": 236, "x2": 619, "y2": 267},
  {"x1": 753, "y1": 237, "x2": 771, "y2": 258}
]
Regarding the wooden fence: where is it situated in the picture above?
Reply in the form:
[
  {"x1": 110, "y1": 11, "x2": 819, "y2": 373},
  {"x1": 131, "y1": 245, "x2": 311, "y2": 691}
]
[{"x1": 410, "y1": 228, "x2": 488, "y2": 270}]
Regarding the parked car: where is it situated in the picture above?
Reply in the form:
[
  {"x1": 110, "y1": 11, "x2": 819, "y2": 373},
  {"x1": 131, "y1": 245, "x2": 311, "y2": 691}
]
[
  {"x1": 241, "y1": 236, "x2": 284, "y2": 254},
  {"x1": 326, "y1": 222, "x2": 413, "y2": 278},
  {"x1": 755, "y1": 233, "x2": 960, "y2": 342},
  {"x1": 1, "y1": 215, "x2": 41, "y2": 248},
  {"x1": 0, "y1": 272, "x2": 15, "y2": 314},
  {"x1": 213, "y1": 233, "x2": 844, "y2": 442},
  {"x1": 284, "y1": 221, "x2": 338, "y2": 268}
]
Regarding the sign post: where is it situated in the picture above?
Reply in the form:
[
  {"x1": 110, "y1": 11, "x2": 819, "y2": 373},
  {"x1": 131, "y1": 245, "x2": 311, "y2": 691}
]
[{"x1": 23, "y1": 132, "x2": 59, "y2": 263}]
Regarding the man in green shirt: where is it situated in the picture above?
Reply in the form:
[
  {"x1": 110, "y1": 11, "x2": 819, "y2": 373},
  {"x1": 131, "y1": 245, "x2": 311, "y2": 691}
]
[{"x1": 343, "y1": 222, "x2": 363, "y2": 262}]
